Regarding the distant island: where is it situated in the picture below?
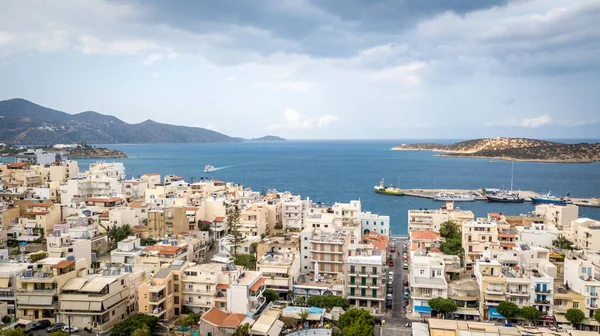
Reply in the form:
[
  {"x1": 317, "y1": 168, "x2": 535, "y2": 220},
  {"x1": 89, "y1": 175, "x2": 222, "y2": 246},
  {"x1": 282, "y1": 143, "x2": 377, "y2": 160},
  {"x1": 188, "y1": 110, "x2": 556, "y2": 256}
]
[
  {"x1": 0, "y1": 98, "x2": 241, "y2": 145},
  {"x1": 0, "y1": 143, "x2": 127, "y2": 159},
  {"x1": 252, "y1": 135, "x2": 286, "y2": 141},
  {"x1": 392, "y1": 138, "x2": 600, "y2": 163}
]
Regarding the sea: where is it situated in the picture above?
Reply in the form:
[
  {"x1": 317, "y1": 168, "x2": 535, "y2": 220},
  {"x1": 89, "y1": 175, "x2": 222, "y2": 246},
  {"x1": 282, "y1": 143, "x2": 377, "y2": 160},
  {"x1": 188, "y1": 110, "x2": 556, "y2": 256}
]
[{"x1": 7, "y1": 140, "x2": 600, "y2": 235}]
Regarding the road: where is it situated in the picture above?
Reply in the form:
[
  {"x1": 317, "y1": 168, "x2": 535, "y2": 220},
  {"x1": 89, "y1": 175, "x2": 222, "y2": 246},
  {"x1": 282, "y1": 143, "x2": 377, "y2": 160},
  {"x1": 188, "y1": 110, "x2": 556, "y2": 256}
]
[{"x1": 380, "y1": 237, "x2": 412, "y2": 336}]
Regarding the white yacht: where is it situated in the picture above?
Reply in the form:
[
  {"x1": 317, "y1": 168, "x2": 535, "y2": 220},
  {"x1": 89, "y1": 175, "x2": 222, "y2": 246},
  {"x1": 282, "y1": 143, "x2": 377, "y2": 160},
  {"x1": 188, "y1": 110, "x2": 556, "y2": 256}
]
[
  {"x1": 203, "y1": 165, "x2": 215, "y2": 173},
  {"x1": 433, "y1": 192, "x2": 475, "y2": 202}
]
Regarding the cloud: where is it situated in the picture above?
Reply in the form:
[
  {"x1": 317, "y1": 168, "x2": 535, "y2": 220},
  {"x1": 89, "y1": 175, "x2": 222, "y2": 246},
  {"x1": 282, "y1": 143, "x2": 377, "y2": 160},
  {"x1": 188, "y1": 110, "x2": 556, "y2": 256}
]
[
  {"x1": 520, "y1": 114, "x2": 552, "y2": 128},
  {"x1": 269, "y1": 109, "x2": 339, "y2": 129},
  {"x1": 368, "y1": 62, "x2": 426, "y2": 84},
  {"x1": 252, "y1": 81, "x2": 314, "y2": 92},
  {"x1": 143, "y1": 53, "x2": 163, "y2": 65},
  {"x1": 78, "y1": 35, "x2": 157, "y2": 55},
  {"x1": 225, "y1": 76, "x2": 237, "y2": 81}
]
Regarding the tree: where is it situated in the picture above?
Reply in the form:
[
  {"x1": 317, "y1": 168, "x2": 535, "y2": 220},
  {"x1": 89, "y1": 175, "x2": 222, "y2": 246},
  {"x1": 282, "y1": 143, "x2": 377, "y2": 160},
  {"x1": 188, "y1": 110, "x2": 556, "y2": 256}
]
[
  {"x1": 553, "y1": 236, "x2": 574, "y2": 251},
  {"x1": 232, "y1": 323, "x2": 251, "y2": 336},
  {"x1": 293, "y1": 296, "x2": 305, "y2": 306},
  {"x1": 338, "y1": 308, "x2": 375, "y2": 336},
  {"x1": 594, "y1": 309, "x2": 600, "y2": 324},
  {"x1": 226, "y1": 202, "x2": 246, "y2": 256},
  {"x1": 0, "y1": 328, "x2": 24, "y2": 336},
  {"x1": 263, "y1": 289, "x2": 279, "y2": 303},
  {"x1": 566, "y1": 308, "x2": 586, "y2": 328},
  {"x1": 497, "y1": 302, "x2": 520, "y2": 322},
  {"x1": 307, "y1": 295, "x2": 350, "y2": 309},
  {"x1": 440, "y1": 221, "x2": 460, "y2": 239},
  {"x1": 298, "y1": 310, "x2": 310, "y2": 323},
  {"x1": 1, "y1": 315, "x2": 11, "y2": 324},
  {"x1": 519, "y1": 306, "x2": 541, "y2": 324},
  {"x1": 234, "y1": 254, "x2": 256, "y2": 270},
  {"x1": 428, "y1": 298, "x2": 457, "y2": 319},
  {"x1": 439, "y1": 237, "x2": 463, "y2": 257},
  {"x1": 131, "y1": 324, "x2": 151, "y2": 336},
  {"x1": 141, "y1": 237, "x2": 157, "y2": 246},
  {"x1": 179, "y1": 312, "x2": 201, "y2": 327},
  {"x1": 110, "y1": 314, "x2": 158, "y2": 336}
]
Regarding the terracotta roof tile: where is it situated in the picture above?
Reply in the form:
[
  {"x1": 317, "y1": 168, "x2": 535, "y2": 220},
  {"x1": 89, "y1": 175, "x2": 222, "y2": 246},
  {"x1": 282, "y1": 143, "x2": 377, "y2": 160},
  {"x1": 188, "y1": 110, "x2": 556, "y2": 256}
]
[
  {"x1": 201, "y1": 307, "x2": 246, "y2": 328},
  {"x1": 129, "y1": 201, "x2": 151, "y2": 208},
  {"x1": 214, "y1": 216, "x2": 226, "y2": 222},
  {"x1": 221, "y1": 314, "x2": 246, "y2": 329},
  {"x1": 216, "y1": 284, "x2": 229, "y2": 290},
  {"x1": 500, "y1": 242, "x2": 516, "y2": 248},
  {"x1": 249, "y1": 277, "x2": 267, "y2": 292},
  {"x1": 185, "y1": 206, "x2": 198, "y2": 211},
  {"x1": 52, "y1": 260, "x2": 75, "y2": 269},
  {"x1": 32, "y1": 201, "x2": 54, "y2": 208},
  {"x1": 87, "y1": 197, "x2": 123, "y2": 203},
  {"x1": 23, "y1": 211, "x2": 49, "y2": 216},
  {"x1": 410, "y1": 230, "x2": 442, "y2": 240}
]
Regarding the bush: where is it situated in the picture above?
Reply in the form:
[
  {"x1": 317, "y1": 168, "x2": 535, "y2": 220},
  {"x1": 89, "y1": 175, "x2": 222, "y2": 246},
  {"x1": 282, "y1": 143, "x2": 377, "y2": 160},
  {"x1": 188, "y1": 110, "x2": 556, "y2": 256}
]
[
  {"x1": 307, "y1": 295, "x2": 350, "y2": 309},
  {"x1": 263, "y1": 289, "x2": 279, "y2": 303},
  {"x1": 1, "y1": 315, "x2": 11, "y2": 324},
  {"x1": 566, "y1": 308, "x2": 585, "y2": 326},
  {"x1": 339, "y1": 309, "x2": 375, "y2": 336},
  {"x1": 234, "y1": 254, "x2": 256, "y2": 270},
  {"x1": 30, "y1": 251, "x2": 48, "y2": 263},
  {"x1": 110, "y1": 314, "x2": 158, "y2": 336}
]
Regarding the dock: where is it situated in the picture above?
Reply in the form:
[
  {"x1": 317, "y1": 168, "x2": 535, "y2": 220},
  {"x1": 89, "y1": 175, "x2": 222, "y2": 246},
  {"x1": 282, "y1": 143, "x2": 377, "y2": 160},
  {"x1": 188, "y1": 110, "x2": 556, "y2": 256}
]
[{"x1": 402, "y1": 189, "x2": 600, "y2": 207}]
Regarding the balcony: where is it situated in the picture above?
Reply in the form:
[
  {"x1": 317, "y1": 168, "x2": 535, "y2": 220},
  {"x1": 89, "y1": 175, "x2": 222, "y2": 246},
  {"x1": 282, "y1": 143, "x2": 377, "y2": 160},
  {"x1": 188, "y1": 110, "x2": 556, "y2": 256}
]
[
  {"x1": 534, "y1": 288, "x2": 551, "y2": 293},
  {"x1": 507, "y1": 291, "x2": 529, "y2": 296},
  {"x1": 534, "y1": 300, "x2": 550, "y2": 305},
  {"x1": 215, "y1": 292, "x2": 227, "y2": 301},
  {"x1": 149, "y1": 295, "x2": 166, "y2": 304},
  {"x1": 150, "y1": 307, "x2": 166, "y2": 317},
  {"x1": 590, "y1": 292, "x2": 598, "y2": 297},
  {"x1": 182, "y1": 288, "x2": 216, "y2": 295},
  {"x1": 184, "y1": 300, "x2": 212, "y2": 308},
  {"x1": 16, "y1": 288, "x2": 57, "y2": 295},
  {"x1": 148, "y1": 284, "x2": 166, "y2": 293},
  {"x1": 485, "y1": 288, "x2": 503, "y2": 295},
  {"x1": 311, "y1": 248, "x2": 343, "y2": 254},
  {"x1": 348, "y1": 270, "x2": 357, "y2": 276}
]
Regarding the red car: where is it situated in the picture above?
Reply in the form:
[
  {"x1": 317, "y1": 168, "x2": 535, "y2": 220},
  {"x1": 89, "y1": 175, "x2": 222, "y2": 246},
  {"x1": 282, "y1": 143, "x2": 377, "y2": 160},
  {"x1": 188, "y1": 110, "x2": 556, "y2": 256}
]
[
  {"x1": 390, "y1": 247, "x2": 396, "y2": 252},
  {"x1": 389, "y1": 260, "x2": 394, "y2": 266}
]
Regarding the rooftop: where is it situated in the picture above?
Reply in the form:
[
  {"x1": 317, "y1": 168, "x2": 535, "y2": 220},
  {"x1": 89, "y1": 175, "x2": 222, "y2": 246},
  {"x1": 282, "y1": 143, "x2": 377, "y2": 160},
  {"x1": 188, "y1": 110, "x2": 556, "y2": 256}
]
[
  {"x1": 257, "y1": 253, "x2": 295, "y2": 266},
  {"x1": 311, "y1": 232, "x2": 346, "y2": 243},
  {"x1": 201, "y1": 307, "x2": 248, "y2": 328},
  {"x1": 153, "y1": 260, "x2": 187, "y2": 279}
]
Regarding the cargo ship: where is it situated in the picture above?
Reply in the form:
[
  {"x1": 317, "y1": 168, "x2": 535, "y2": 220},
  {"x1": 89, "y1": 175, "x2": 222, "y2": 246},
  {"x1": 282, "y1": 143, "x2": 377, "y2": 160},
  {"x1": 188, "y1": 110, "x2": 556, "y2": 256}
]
[
  {"x1": 374, "y1": 179, "x2": 404, "y2": 196},
  {"x1": 530, "y1": 192, "x2": 571, "y2": 205}
]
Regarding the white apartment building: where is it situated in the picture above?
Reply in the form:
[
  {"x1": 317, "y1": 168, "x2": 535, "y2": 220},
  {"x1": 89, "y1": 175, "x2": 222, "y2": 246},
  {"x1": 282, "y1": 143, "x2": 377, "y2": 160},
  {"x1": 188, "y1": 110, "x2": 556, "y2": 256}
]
[
  {"x1": 346, "y1": 253, "x2": 387, "y2": 314},
  {"x1": 228, "y1": 270, "x2": 266, "y2": 315},
  {"x1": 0, "y1": 263, "x2": 29, "y2": 315},
  {"x1": 571, "y1": 218, "x2": 600, "y2": 250},
  {"x1": 281, "y1": 195, "x2": 309, "y2": 230},
  {"x1": 409, "y1": 255, "x2": 448, "y2": 317},
  {"x1": 361, "y1": 211, "x2": 390, "y2": 236},
  {"x1": 236, "y1": 189, "x2": 261, "y2": 209},
  {"x1": 300, "y1": 229, "x2": 350, "y2": 275},
  {"x1": 182, "y1": 263, "x2": 241, "y2": 313},
  {"x1": 564, "y1": 251, "x2": 600, "y2": 318},
  {"x1": 47, "y1": 229, "x2": 93, "y2": 269},
  {"x1": 111, "y1": 236, "x2": 143, "y2": 264},
  {"x1": 517, "y1": 220, "x2": 560, "y2": 248},
  {"x1": 408, "y1": 202, "x2": 474, "y2": 232},
  {"x1": 535, "y1": 204, "x2": 579, "y2": 232},
  {"x1": 256, "y1": 236, "x2": 301, "y2": 293}
]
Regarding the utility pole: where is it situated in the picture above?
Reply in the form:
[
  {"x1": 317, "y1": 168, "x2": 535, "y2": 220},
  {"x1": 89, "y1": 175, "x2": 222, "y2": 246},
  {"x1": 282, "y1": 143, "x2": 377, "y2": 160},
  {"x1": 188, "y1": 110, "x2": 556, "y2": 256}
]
[{"x1": 68, "y1": 315, "x2": 71, "y2": 335}]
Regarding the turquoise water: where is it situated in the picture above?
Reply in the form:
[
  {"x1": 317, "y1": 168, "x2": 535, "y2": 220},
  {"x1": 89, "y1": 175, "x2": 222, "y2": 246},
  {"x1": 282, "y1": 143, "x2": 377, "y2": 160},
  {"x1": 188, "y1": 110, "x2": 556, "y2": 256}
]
[{"x1": 70, "y1": 140, "x2": 600, "y2": 235}]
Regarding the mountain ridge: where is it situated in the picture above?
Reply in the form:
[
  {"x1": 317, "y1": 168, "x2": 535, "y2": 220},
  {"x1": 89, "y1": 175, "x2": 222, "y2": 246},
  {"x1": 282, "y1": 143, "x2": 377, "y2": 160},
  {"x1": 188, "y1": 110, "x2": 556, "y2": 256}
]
[{"x1": 0, "y1": 98, "x2": 241, "y2": 145}]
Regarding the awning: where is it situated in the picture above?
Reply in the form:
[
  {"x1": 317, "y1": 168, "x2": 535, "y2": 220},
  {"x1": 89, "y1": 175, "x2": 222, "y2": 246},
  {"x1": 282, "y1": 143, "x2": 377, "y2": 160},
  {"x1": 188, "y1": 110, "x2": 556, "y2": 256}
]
[
  {"x1": 62, "y1": 278, "x2": 87, "y2": 291},
  {"x1": 17, "y1": 235, "x2": 40, "y2": 242},
  {"x1": 485, "y1": 294, "x2": 505, "y2": 301},
  {"x1": 103, "y1": 293, "x2": 122, "y2": 309},
  {"x1": 90, "y1": 302, "x2": 102, "y2": 311},
  {"x1": 414, "y1": 306, "x2": 432, "y2": 314},
  {"x1": 306, "y1": 314, "x2": 321, "y2": 321},
  {"x1": 489, "y1": 307, "x2": 504, "y2": 319},
  {"x1": 267, "y1": 320, "x2": 284, "y2": 336},
  {"x1": 60, "y1": 301, "x2": 90, "y2": 311},
  {"x1": 249, "y1": 278, "x2": 267, "y2": 292},
  {"x1": 324, "y1": 313, "x2": 333, "y2": 320},
  {"x1": 554, "y1": 315, "x2": 569, "y2": 324},
  {"x1": 455, "y1": 309, "x2": 480, "y2": 316},
  {"x1": 80, "y1": 282, "x2": 106, "y2": 293},
  {"x1": 0, "y1": 278, "x2": 10, "y2": 288}
]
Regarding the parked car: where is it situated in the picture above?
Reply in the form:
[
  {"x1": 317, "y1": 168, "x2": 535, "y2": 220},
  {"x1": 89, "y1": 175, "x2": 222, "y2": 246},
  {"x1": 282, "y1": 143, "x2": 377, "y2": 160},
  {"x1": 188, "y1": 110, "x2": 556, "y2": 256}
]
[
  {"x1": 389, "y1": 260, "x2": 394, "y2": 266},
  {"x1": 403, "y1": 291, "x2": 409, "y2": 299},
  {"x1": 387, "y1": 293, "x2": 393, "y2": 300},
  {"x1": 388, "y1": 280, "x2": 393, "y2": 287},
  {"x1": 403, "y1": 261, "x2": 408, "y2": 269},
  {"x1": 47, "y1": 323, "x2": 66, "y2": 332},
  {"x1": 390, "y1": 247, "x2": 395, "y2": 253},
  {"x1": 387, "y1": 286, "x2": 393, "y2": 294},
  {"x1": 388, "y1": 271, "x2": 394, "y2": 279},
  {"x1": 32, "y1": 320, "x2": 51, "y2": 330},
  {"x1": 63, "y1": 326, "x2": 79, "y2": 333},
  {"x1": 403, "y1": 279, "x2": 408, "y2": 286}
]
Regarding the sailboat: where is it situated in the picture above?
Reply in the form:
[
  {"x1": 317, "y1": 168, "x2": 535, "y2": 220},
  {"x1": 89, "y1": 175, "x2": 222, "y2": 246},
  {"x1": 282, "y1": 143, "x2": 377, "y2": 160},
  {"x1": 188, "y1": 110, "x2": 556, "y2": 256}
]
[{"x1": 486, "y1": 162, "x2": 525, "y2": 203}]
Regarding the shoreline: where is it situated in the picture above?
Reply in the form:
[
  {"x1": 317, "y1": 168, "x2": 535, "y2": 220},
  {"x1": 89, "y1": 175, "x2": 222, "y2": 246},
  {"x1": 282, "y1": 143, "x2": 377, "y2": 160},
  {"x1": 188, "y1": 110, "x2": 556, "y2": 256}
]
[{"x1": 392, "y1": 147, "x2": 599, "y2": 163}]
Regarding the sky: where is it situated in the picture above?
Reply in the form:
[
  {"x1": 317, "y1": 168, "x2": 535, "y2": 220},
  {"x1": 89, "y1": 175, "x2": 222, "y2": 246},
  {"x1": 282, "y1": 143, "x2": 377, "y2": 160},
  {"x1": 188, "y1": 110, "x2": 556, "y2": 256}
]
[{"x1": 0, "y1": 0, "x2": 599, "y2": 139}]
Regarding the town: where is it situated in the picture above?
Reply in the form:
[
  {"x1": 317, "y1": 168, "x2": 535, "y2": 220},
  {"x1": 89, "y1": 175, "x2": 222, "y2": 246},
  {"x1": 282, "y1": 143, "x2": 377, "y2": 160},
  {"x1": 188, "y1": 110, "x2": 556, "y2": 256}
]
[{"x1": 0, "y1": 152, "x2": 599, "y2": 336}]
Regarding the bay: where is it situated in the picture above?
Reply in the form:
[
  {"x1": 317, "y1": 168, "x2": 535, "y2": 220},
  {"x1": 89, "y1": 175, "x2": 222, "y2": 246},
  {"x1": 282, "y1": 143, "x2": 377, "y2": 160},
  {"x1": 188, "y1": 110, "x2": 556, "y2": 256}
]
[{"x1": 70, "y1": 140, "x2": 600, "y2": 235}]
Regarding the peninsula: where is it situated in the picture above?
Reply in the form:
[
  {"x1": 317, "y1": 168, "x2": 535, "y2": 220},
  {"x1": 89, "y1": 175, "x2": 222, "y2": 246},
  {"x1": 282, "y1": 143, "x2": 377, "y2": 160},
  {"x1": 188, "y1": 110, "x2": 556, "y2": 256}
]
[
  {"x1": 252, "y1": 135, "x2": 286, "y2": 141},
  {"x1": 392, "y1": 138, "x2": 600, "y2": 163},
  {"x1": 0, "y1": 144, "x2": 127, "y2": 159}
]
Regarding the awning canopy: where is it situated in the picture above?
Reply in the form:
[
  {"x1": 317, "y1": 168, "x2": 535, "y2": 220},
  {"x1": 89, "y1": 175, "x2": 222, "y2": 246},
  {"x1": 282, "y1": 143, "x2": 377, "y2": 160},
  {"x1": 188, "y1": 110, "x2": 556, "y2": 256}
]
[
  {"x1": 306, "y1": 314, "x2": 322, "y2": 321},
  {"x1": 62, "y1": 278, "x2": 87, "y2": 291},
  {"x1": 17, "y1": 235, "x2": 40, "y2": 242},
  {"x1": 267, "y1": 320, "x2": 284, "y2": 336},
  {"x1": 60, "y1": 301, "x2": 90, "y2": 311},
  {"x1": 414, "y1": 306, "x2": 432, "y2": 314},
  {"x1": 0, "y1": 278, "x2": 10, "y2": 288},
  {"x1": 489, "y1": 307, "x2": 504, "y2": 319},
  {"x1": 455, "y1": 309, "x2": 480, "y2": 316}
]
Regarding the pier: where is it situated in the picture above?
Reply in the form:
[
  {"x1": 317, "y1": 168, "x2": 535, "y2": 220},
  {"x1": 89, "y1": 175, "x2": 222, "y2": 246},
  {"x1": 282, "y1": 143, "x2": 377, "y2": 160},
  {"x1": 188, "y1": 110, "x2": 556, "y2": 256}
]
[{"x1": 402, "y1": 189, "x2": 600, "y2": 207}]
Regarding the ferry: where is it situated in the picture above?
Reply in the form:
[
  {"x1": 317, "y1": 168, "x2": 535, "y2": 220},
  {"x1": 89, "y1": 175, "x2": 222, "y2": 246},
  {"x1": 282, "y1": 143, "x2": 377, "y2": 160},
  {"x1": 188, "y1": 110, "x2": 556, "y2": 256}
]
[
  {"x1": 530, "y1": 192, "x2": 571, "y2": 205},
  {"x1": 203, "y1": 165, "x2": 216, "y2": 173},
  {"x1": 374, "y1": 179, "x2": 405, "y2": 196},
  {"x1": 433, "y1": 192, "x2": 475, "y2": 202},
  {"x1": 486, "y1": 192, "x2": 524, "y2": 203}
]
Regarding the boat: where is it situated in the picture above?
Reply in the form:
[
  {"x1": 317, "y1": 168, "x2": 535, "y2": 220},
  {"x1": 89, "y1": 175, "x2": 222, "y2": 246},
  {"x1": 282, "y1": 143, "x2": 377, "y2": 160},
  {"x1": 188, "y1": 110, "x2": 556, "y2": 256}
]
[
  {"x1": 374, "y1": 179, "x2": 405, "y2": 196},
  {"x1": 530, "y1": 192, "x2": 571, "y2": 205},
  {"x1": 486, "y1": 193, "x2": 524, "y2": 203},
  {"x1": 433, "y1": 192, "x2": 475, "y2": 202},
  {"x1": 486, "y1": 163, "x2": 524, "y2": 203},
  {"x1": 203, "y1": 165, "x2": 216, "y2": 173}
]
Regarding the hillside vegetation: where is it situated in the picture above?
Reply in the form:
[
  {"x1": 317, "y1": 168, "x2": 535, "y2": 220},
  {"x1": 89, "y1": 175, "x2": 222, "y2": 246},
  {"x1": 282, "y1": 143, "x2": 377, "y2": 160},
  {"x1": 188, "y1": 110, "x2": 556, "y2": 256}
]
[{"x1": 392, "y1": 138, "x2": 600, "y2": 162}]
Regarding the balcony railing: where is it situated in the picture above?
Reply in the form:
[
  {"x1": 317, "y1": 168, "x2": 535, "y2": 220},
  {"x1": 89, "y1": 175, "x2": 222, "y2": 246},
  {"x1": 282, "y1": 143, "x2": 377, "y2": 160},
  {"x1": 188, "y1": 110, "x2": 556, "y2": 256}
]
[
  {"x1": 16, "y1": 289, "x2": 57, "y2": 295},
  {"x1": 149, "y1": 295, "x2": 165, "y2": 303},
  {"x1": 182, "y1": 288, "x2": 215, "y2": 295},
  {"x1": 535, "y1": 288, "x2": 551, "y2": 293},
  {"x1": 534, "y1": 300, "x2": 550, "y2": 305}
]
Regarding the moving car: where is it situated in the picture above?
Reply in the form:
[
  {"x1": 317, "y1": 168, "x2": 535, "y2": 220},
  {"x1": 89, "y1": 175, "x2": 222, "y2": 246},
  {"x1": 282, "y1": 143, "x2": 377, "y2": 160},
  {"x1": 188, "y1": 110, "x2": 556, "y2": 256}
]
[
  {"x1": 389, "y1": 260, "x2": 394, "y2": 267},
  {"x1": 390, "y1": 247, "x2": 396, "y2": 253},
  {"x1": 47, "y1": 323, "x2": 65, "y2": 332},
  {"x1": 403, "y1": 291, "x2": 409, "y2": 299},
  {"x1": 32, "y1": 320, "x2": 51, "y2": 330}
]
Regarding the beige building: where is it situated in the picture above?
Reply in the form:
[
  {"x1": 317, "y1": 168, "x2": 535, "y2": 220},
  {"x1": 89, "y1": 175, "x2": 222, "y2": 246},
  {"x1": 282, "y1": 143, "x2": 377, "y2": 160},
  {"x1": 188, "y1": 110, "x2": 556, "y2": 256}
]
[
  {"x1": 408, "y1": 202, "x2": 475, "y2": 232},
  {"x1": 346, "y1": 252, "x2": 387, "y2": 313},
  {"x1": 138, "y1": 260, "x2": 189, "y2": 321},
  {"x1": 182, "y1": 263, "x2": 244, "y2": 313},
  {"x1": 238, "y1": 203, "x2": 269, "y2": 238},
  {"x1": 300, "y1": 229, "x2": 349, "y2": 275},
  {"x1": 256, "y1": 235, "x2": 301, "y2": 293},
  {"x1": 47, "y1": 230, "x2": 93, "y2": 269},
  {"x1": 15, "y1": 257, "x2": 83, "y2": 321},
  {"x1": 571, "y1": 218, "x2": 600, "y2": 250},
  {"x1": 462, "y1": 219, "x2": 499, "y2": 271},
  {"x1": 0, "y1": 263, "x2": 29, "y2": 316},
  {"x1": 147, "y1": 206, "x2": 193, "y2": 237}
]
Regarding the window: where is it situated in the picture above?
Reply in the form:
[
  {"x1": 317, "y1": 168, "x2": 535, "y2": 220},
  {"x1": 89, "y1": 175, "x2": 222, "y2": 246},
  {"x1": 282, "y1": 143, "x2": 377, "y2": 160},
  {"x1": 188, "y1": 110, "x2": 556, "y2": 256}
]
[
  {"x1": 350, "y1": 288, "x2": 355, "y2": 296},
  {"x1": 420, "y1": 270, "x2": 425, "y2": 275},
  {"x1": 361, "y1": 288, "x2": 366, "y2": 296},
  {"x1": 304, "y1": 237, "x2": 308, "y2": 240},
  {"x1": 245, "y1": 247, "x2": 249, "y2": 252},
  {"x1": 121, "y1": 279, "x2": 124, "y2": 285},
  {"x1": 304, "y1": 246, "x2": 308, "y2": 249},
  {"x1": 366, "y1": 221, "x2": 369, "y2": 225},
  {"x1": 174, "y1": 296, "x2": 179, "y2": 304},
  {"x1": 381, "y1": 222, "x2": 384, "y2": 226},
  {"x1": 304, "y1": 256, "x2": 308, "y2": 259},
  {"x1": 574, "y1": 302, "x2": 579, "y2": 308}
]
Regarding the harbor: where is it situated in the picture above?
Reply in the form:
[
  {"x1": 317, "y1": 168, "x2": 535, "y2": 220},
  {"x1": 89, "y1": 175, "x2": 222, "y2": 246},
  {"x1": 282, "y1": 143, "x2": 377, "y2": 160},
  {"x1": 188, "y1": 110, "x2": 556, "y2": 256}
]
[{"x1": 400, "y1": 188, "x2": 600, "y2": 207}]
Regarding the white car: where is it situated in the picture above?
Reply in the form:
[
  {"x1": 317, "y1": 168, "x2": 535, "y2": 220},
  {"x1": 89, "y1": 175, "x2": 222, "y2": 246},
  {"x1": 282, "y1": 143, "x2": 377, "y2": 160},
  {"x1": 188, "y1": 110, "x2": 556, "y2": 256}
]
[
  {"x1": 63, "y1": 326, "x2": 79, "y2": 333},
  {"x1": 388, "y1": 271, "x2": 394, "y2": 279},
  {"x1": 386, "y1": 293, "x2": 393, "y2": 300}
]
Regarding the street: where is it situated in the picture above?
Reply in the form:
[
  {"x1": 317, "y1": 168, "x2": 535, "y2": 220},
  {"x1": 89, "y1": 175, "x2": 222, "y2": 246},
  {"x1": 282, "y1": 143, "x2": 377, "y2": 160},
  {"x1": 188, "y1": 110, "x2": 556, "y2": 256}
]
[{"x1": 380, "y1": 237, "x2": 412, "y2": 336}]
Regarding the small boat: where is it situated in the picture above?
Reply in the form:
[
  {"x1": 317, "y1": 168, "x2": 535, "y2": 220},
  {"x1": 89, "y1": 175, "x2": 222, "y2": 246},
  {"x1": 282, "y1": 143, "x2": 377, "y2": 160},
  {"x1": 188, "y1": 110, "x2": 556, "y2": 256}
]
[
  {"x1": 374, "y1": 179, "x2": 404, "y2": 196},
  {"x1": 433, "y1": 192, "x2": 475, "y2": 202},
  {"x1": 530, "y1": 191, "x2": 571, "y2": 205},
  {"x1": 203, "y1": 165, "x2": 216, "y2": 173},
  {"x1": 490, "y1": 159, "x2": 495, "y2": 162}
]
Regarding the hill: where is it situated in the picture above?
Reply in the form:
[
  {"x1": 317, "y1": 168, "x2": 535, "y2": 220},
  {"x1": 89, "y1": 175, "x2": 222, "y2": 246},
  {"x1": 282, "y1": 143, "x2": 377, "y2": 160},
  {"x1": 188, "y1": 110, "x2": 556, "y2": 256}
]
[
  {"x1": 392, "y1": 138, "x2": 600, "y2": 163},
  {"x1": 252, "y1": 135, "x2": 286, "y2": 141},
  {"x1": 0, "y1": 98, "x2": 241, "y2": 145}
]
